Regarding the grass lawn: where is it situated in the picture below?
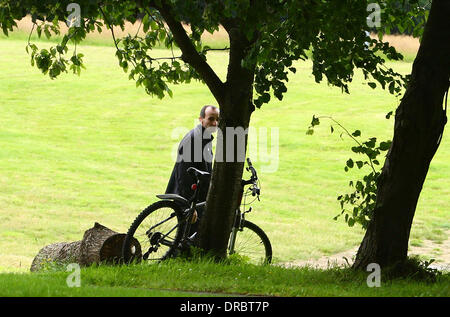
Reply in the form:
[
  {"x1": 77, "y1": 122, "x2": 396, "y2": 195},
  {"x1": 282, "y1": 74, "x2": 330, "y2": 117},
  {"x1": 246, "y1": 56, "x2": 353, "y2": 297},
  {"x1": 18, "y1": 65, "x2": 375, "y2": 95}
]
[
  {"x1": 1, "y1": 258, "x2": 449, "y2": 297},
  {"x1": 0, "y1": 32, "x2": 448, "y2": 294}
]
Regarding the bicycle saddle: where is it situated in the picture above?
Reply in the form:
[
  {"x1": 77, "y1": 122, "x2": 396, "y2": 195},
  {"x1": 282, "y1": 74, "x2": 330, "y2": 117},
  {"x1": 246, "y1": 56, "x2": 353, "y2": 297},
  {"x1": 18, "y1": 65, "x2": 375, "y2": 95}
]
[
  {"x1": 187, "y1": 167, "x2": 210, "y2": 181},
  {"x1": 156, "y1": 194, "x2": 189, "y2": 206}
]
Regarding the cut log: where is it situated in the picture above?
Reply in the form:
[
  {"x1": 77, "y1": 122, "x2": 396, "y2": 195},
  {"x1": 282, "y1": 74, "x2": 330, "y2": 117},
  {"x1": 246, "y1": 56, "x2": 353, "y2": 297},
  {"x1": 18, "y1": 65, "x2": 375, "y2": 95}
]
[
  {"x1": 30, "y1": 241, "x2": 81, "y2": 272},
  {"x1": 79, "y1": 222, "x2": 121, "y2": 266},
  {"x1": 30, "y1": 222, "x2": 141, "y2": 272},
  {"x1": 100, "y1": 233, "x2": 141, "y2": 263}
]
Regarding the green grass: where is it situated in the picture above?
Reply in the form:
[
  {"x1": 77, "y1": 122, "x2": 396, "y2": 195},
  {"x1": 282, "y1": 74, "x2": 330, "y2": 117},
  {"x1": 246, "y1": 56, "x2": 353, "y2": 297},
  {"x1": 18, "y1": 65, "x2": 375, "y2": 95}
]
[
  {"x1": 0, "y1": 271, "x2": 216, "y2": 297},
  {"x1": 1, "y1": 259, "x2": 448, "y2": 297},
  {"x1": 0, "y1": 33, "x2": 448, "y2": 285}
]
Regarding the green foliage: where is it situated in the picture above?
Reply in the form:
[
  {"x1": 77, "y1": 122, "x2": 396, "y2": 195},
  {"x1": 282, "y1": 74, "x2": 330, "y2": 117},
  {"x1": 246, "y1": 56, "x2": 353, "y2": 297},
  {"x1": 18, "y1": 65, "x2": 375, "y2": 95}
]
[
  {"x1": 383, "y1": 256, "x2": 444, "y2": 282},
  {"x1": 307, "y1": 115, "x2": 393, "y2": 229},
  {"x1": 376, "y1": 0, "x2": 431, "y2": 37},
  {"x1": 115, "y1": 33, "x2": 201, "y2": 99}
]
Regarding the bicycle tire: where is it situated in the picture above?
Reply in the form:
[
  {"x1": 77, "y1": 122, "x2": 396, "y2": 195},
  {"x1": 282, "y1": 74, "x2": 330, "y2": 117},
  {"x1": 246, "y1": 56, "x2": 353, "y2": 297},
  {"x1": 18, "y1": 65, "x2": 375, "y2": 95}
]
[
  {"x1": 229, "y1": 220, "x2": 272, "y2": 265},
  {"x1": 122, "y1": 200, "x2": 184, "y2": 263}
]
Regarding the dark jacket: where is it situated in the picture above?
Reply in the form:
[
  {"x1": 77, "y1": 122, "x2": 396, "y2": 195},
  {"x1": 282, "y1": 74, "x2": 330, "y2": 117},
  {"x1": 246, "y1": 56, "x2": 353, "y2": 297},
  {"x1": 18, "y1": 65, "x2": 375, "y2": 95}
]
[{"x1": 165, "y1": 124, "x2": 213, "y2": 201}]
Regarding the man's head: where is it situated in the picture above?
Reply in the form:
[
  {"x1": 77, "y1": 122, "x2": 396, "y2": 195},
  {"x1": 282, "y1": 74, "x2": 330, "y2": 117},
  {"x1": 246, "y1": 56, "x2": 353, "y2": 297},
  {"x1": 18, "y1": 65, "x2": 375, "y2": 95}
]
[{"x1": 199, "y1": 105, "x2": 219, "y2": 130}]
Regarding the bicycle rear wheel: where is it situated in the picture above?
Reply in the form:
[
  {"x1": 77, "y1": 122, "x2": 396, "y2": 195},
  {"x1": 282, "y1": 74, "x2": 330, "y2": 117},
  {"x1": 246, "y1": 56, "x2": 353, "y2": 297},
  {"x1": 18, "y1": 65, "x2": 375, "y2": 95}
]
[
  {"x1": 122, "y1": 200, "x2": 184, "y2": 263},
  {"x1": 228, "y1": 220, "x2": 272, "y2": 265}
]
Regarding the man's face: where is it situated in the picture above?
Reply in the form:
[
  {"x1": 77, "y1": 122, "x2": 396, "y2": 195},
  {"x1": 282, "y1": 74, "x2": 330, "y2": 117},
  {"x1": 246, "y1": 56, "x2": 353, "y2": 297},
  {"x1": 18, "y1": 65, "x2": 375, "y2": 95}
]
[{"x1": 199, "y1": 107, "x2": 219, "y2": 131}]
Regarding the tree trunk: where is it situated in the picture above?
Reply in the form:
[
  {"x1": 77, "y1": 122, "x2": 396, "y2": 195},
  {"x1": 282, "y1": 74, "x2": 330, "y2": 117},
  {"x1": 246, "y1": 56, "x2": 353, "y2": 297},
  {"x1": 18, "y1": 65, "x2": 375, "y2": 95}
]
[
  {"x1": 197, "y1": 25, "x2": 256, "y2": 257},
  {"x1": 30, "y1": 222, "x2": 139, "y2": 271},
  {"x1": 197, "y1": 96, "x2": 254, "y2": 257},
  {"x1": 353, "y1": 0, "x2": 450, "y2": 270}
]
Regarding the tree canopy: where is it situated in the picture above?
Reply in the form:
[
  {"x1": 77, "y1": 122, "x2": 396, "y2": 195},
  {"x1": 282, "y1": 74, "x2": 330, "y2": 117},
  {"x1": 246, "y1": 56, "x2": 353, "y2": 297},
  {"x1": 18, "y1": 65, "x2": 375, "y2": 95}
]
[{"x1": 0, "y1": 1, "x2": 428, "y2": 107}]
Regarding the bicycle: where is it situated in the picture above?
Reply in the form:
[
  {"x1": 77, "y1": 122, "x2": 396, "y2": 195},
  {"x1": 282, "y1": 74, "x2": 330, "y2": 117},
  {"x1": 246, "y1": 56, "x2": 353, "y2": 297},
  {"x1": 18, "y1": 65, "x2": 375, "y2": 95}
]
[{"x1": 121, "y1": 158, "x2": 272, "y2": 265}]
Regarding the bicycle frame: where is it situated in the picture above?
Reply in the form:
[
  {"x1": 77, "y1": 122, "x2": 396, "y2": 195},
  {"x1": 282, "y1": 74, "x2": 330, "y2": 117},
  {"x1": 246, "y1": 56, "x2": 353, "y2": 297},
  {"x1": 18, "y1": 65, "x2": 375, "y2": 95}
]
[
  {"x1": 125, "y1": 158, "x2": 269, "y2": 264},
  {"x1": 227, "y1": 182, "x2": 252, "y2": 255},
  {"x1": 179, "y1": 200, "x2": 205, "y2": 241},
  {"x1": 227, "y1": 211, "x2": 240, "y2": 255},
  {"x1": 157, "y1": 160, "x2": 259, "y2": 254}
]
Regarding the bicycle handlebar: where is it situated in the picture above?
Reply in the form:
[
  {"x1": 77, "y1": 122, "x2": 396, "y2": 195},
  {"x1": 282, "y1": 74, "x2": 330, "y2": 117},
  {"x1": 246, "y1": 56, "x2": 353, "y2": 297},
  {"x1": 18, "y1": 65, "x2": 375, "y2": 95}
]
[
  {"x1": 244, "y1": 158, "x2": 260, "y2": 197},
  {"x1": 246, "y1": 158, "x2": 258, "y2": 181}
]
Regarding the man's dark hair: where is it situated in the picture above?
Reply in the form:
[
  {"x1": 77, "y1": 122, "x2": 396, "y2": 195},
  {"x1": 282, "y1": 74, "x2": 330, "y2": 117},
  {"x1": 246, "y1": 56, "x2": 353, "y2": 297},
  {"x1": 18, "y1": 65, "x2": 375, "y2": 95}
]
[{"x1": 200, "y1": 105, "x2": 218, "y2": 118}]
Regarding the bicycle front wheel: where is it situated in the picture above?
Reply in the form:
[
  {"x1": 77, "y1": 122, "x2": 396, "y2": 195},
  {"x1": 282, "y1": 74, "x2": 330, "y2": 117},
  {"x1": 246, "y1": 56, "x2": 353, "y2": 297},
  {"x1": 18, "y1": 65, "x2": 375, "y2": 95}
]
[
  {"x1": 122, "y1": 200, "x2": 184, "y2": 263},
  {"x1": 228, "y1": 220, "x2": 272, "y2": 265}
]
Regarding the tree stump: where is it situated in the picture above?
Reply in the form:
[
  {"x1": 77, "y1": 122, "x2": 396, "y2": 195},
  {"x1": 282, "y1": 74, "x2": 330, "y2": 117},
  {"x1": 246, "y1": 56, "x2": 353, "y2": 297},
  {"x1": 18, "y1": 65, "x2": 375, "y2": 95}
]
[{"x1": 30, "y1": 222, "x2": 141, "y2": 272}]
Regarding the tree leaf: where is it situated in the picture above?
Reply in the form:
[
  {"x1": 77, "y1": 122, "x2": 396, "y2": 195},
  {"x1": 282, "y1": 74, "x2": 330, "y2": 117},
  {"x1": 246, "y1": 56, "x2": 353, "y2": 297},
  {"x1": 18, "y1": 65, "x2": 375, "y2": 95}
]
[
  {"x1": 310, "y1": 115, "x2": 320, "y2": 127},
  {"x1": 348, "y1": 218, "x2": 355, "y2": 227},
  {"x1": 346, "y1": 159, "x2": 354, "y2": 168},
  {"x1": 379, "y1": 141, "x2": 392, "y2": 151}
]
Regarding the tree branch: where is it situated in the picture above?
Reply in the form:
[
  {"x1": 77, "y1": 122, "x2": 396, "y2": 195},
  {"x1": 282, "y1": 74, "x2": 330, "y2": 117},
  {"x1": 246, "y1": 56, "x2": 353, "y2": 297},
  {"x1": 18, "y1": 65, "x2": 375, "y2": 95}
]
[
  {"x1": 220, "y1": 17, "x2": 257, "y2": 86},
  {"x1": 204, "y1": 47, "x2": 230, "y2": 52},
  {"x1": 152, "y1": 1, "x2": 225, "y2": 103},
  {"x1": 99, "y1": 5, "x2": 138, "y2": 69}
]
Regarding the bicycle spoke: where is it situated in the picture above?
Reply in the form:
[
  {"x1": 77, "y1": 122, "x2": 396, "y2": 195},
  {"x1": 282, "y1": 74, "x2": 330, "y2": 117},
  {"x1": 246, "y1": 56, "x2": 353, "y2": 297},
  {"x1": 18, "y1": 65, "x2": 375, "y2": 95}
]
[
  {"x1": 234, "y1": 234, "x2": 265, "y2": 262},
  {"x1": 128, "y1": 206, "x2": 181, "y2": 261},
  {"x1": 229, "y1": 221, "x2": 271, "y2": 265}
]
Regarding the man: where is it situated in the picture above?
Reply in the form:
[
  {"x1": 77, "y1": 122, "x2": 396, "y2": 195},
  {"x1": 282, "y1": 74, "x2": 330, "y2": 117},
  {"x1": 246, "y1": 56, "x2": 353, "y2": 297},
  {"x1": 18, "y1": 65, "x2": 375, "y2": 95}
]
[{"x1": 165, "y1": 105, "x2": 219, "y2": 230}]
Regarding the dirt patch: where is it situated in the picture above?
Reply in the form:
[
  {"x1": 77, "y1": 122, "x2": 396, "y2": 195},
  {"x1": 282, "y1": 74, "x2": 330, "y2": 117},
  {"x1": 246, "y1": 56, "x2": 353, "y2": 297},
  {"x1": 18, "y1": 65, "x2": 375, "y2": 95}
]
[
  {"x1": 370, "y1": 34, "x2": 419, "y2": 56},
  {"x1": 408, "y1": 232, "x2": 450, "y2": 271},
  {"x1": 280, "y1": 231, "x2": 450, "y2": 272}
]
